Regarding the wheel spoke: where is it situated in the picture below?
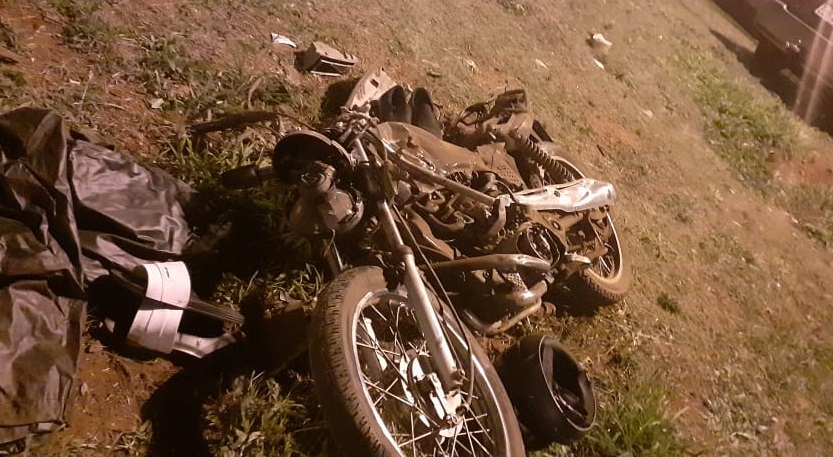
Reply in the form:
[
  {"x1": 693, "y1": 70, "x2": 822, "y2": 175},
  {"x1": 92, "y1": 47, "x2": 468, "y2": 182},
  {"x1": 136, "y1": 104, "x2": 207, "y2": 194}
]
[
  {"x1": 398, "y1": 428, "x2": 440, "y2": 448},
  {"x1": 356, "y1": 341, "x2": 400, "y2": 358},
  {"x1": 451, "y1": 412, "x2": 491, "y2": 457},
  {"x1": 372, "y1": 377, "x2": 401, "y2": 408},
  {"x1": 346, "y1": 287, "x2": 504, "y2": 456},
  {"x1": 361, "y1": 375, "x2": 417, "y2": 409},
  {"x1": 466, "y1": 413, "x2": 495, "y2": 446}
]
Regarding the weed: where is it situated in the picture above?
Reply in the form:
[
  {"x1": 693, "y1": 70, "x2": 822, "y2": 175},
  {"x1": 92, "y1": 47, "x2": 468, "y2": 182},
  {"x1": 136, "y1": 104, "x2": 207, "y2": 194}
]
[
  {"x1": 662, "y1": 194, "x2": 692, "y2": 223},
  {"x1": 160, "y1": 129, "x2": 321, "y2": 317},
  {"x1": 497, "y1": 0, "x2": 531, "y2": 15},
  {"x1": 575, "y1": 381, "x2": 687, "y2": 457},
  {"x1": 638, "y1": 231, "x2": 678, "y2": 260},
  {"x1": 112, "y1": 421, "x2": 153, "y2": 456},
  {"x1": 698, "y1": 233, "x2": 755, "y2": 267},
  {"x1": 51, "y1": 0, "x2": 119, "y2": 54},
  {"x1": 682, "y1": 54, "x2": 795, "y2": 193},
  {"x1": 40, "y1": 74, "x2": 107, "y2": 127},
  {"x1": 657, "y1": 293, "x2": 681, "y2": 314},
  {"x1": 203, "y1": 372, "x2": 313, "y2": 456},
  {"x1": 780, "y1": 184, "x2": 833, "y2": 247},
  {"x1": 136, "y1": 34, "x2": 290, "y2": 116},
  {"x1": 0, "y1": 69, "x2": 26, "y2": 106},
  {"x1": 0, "y1": 21, "x2": 18, "y2": 51}
]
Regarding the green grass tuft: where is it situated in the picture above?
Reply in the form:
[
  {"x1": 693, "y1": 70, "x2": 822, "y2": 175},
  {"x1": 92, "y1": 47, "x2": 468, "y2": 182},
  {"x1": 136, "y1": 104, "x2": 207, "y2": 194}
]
[
  {"x1": 683, "y1": 54, "x2": 795, "y2": 192},
  {"x1": 136, "y1": 34, "x2": 290, "y2": 116},
  {"x1": 656, "y1": 293, "x2": 681, "y2": 314},
  {"x1": 576, "y1": 381, "x2": 687, "y2": 457},
  {"x1": 781, "y1": 184, "x2": 833, "y2": 247},
  {"x1": 203, "y1": 373, "x2": 313, "y2": 456},
  {"x1": 51, "y1": 0, "x2": 120, "y2": 54}
]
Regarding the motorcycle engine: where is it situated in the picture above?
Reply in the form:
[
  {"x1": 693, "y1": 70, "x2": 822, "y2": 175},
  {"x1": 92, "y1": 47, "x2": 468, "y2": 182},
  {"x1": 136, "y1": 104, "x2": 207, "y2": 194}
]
[{"x1": 410, "y1": 171, "x2": 563, "y2": 266}]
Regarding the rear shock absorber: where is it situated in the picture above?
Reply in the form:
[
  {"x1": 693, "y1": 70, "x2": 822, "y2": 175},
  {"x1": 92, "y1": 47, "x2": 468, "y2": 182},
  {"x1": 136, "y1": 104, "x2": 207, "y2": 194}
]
[{"x1": 508, "y1": 130, "x2": 576, "y2": 183}]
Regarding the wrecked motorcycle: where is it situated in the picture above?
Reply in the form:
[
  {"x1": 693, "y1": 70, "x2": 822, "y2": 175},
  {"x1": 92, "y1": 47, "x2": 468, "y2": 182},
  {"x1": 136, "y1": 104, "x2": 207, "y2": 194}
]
[{"x1": 222, "y1": 78, "x2": 629, "y2": 455}]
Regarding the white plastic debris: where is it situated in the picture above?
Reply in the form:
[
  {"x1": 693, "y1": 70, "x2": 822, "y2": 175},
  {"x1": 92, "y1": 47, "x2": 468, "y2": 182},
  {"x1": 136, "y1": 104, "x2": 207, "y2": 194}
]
[
  {"x1": 534, "y1": 59, "x2": 548, "y2": 69},
  {"x1": 270, "y1": 33, "x2": 297, "y2": 48},
  {"x1": 593, "y1": 58, "x2": 605, "y2": 70}
]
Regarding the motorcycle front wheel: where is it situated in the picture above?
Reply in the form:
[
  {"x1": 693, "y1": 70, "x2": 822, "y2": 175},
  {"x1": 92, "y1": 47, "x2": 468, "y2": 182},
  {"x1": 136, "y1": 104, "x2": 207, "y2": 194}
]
[{"x1": 309, "y1": 266, "x2": 525, "y2": 457}]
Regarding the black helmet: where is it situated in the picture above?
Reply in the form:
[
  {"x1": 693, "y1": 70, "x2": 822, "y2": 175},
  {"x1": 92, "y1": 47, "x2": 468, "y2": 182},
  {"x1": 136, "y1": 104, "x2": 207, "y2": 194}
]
[{"x1": 496, "y1": 334, "x2": 596, "y2": 449}]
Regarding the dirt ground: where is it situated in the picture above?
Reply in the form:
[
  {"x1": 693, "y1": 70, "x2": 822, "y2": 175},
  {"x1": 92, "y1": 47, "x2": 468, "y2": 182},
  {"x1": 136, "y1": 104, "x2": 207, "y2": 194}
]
[{"x1": 2, "y1": 0, "x2": 833, "y2": 456}]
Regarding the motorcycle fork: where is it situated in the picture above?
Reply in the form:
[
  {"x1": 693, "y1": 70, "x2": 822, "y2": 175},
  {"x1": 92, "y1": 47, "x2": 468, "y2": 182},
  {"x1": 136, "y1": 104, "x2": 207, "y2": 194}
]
[
  {"x1": 377, "y1": 199, "x2": 462, "y2": 392},
  {"x1": 351, "y1": 137, "x2": 462, "y2": 392}
]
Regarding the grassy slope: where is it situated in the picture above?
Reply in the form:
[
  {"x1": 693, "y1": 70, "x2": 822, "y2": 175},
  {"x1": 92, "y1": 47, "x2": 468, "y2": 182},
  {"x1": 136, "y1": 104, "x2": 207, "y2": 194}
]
[{"x1": 2, "y1": 0, "x2": 832, "y2": 455}]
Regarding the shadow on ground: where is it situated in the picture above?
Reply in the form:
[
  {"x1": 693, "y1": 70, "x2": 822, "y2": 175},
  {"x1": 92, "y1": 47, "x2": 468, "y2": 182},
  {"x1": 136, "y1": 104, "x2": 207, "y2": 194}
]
[
  {"x1": 710, "y1": 0, "x2": 763, "y2": 36},
  {"x1": 140, "y1": 339, "x2": 319, "y2": 457},
  {"x1": 711, "y1": 28, "x2": 833, "y2": 136}
]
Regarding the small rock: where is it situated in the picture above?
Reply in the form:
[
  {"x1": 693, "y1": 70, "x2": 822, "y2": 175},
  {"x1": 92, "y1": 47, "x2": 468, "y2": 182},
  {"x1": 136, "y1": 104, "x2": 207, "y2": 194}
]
[
  {"x1": 427, "y1": 69, "x2": 442, "y2": 78},
  {"x1": 463, "y1": 58, "x2": 477, "y2": 72},
  {"x1": 79, "y1": 382, "x2": 89, "y2": 397},
  {"x1": 588, "y1": 33, "x2": 613, "y2": 58},
  {"x1": 150, "y1": 98, "x2": 165, "y2": 110}
]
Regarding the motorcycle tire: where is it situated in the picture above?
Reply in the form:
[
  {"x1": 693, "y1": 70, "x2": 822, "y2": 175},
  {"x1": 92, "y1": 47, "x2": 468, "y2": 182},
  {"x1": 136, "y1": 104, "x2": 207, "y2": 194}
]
[
  {"x1": 522, "y1": 148, "x2": 631, "y2": 313},
  {"x1": 309, "y1": 266, "x2": 525, "y2": 457}
]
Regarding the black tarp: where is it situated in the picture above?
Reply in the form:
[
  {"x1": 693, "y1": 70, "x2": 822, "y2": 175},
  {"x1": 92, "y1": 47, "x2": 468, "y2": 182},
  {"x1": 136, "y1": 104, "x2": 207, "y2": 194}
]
[{"x1": 0, "y1": 108, "x2": 194, "y2": 443}]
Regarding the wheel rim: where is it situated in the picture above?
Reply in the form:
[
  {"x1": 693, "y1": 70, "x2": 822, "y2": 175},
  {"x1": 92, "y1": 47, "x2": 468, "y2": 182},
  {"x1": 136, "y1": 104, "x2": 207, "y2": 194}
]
[
  {"x1": 586, "y1": 215, "x2": 625, "y2": 284},
  {"x1": 350, "y1": 290, "x2": 507, "y2": 456},
  {"x1": 541, "y1": 155, "x2": 626, "y2": 284}
]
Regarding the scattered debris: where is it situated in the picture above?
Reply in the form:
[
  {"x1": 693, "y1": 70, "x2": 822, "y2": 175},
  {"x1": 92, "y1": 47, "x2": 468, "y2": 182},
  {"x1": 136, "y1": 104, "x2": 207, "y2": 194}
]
[
  {"x1": 189, "y1": 110, "x2": 313, "y2": 135},
  {"x1": 0, "y1": 46, "x2": 22, "y2": 64},
  {"x1": 427, "y1": 69, "x2": 442, "y2": 78},
  {"x1": 344, "y1": 63, "x2": 396, "y2": 110},
  {"x1": 593, "y1": 58, "x2": 605, "y2": 70},
  {"x1": 463, "y1": 58, "x2": 478, "y2": 72},
  {"x1": 270, "y1": 32, "x2": 297, "y2": 48},
  {"x1": 640, "y1": 108, "x2": 654, "y2": 118},
  {"x1": 588, "y1": 33, "x2": 613, "y2": 58},
  {"x1": 535, "y1": 59, "x2": 548, "y2": 69},
  {"x1": 301, "y1": 41, "x2": 357, "y2": 76}
]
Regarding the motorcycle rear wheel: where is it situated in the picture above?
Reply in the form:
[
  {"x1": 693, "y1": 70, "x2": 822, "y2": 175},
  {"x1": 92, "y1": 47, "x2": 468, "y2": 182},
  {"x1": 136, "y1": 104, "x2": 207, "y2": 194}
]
[
  {"x1": 309, "y1": 266, "x2": 525, "y2": 457},
  {"x1": 524, "y1": 148, "x2": 631, "y2": 313}
]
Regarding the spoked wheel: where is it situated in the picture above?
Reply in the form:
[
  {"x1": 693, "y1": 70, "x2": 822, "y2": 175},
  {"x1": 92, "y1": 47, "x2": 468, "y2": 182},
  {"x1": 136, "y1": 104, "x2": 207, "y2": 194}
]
[
  {"x1": 521, "y1": 147, "x2": 631, "y2": 313},
  {"x1": 309, "y1": 266, "x2": 525, "y2": 457}
]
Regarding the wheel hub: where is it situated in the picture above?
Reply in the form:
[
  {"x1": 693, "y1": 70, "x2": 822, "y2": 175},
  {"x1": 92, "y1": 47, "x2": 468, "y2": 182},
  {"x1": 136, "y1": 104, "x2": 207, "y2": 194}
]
[{"x1": 398, "y1": 351, "x2": 465, "y2": 437}]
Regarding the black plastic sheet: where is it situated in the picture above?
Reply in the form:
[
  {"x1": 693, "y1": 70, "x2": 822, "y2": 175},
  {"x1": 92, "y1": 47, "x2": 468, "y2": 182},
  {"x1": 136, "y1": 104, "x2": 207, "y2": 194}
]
[{"x1": 0, "y1": 108, "x2": 194, "y2": 443}]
